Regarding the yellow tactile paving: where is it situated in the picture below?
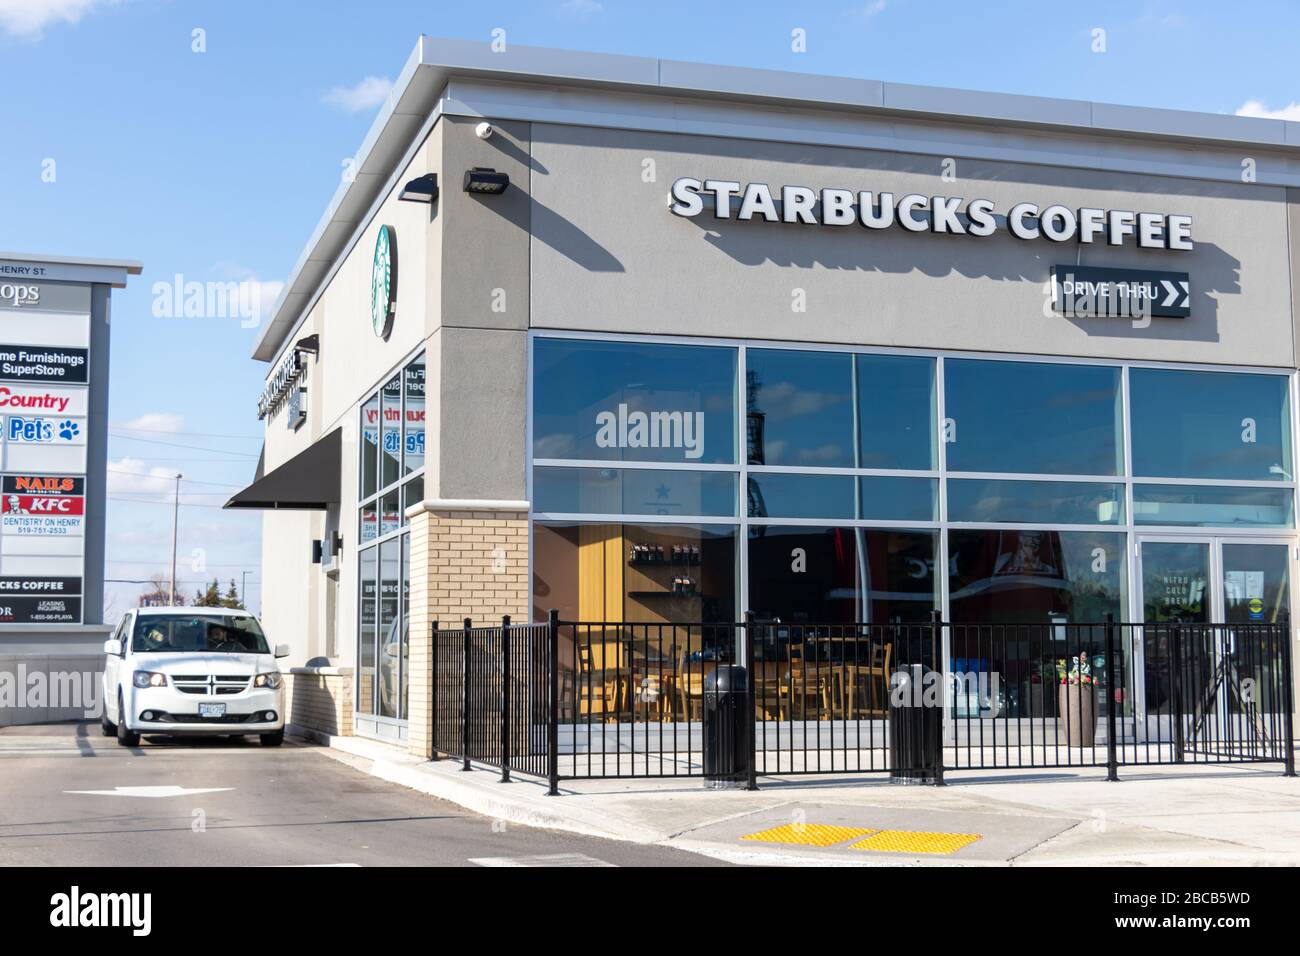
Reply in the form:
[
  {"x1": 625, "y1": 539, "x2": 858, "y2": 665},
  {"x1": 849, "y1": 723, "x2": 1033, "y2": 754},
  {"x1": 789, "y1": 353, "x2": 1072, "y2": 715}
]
[
  {"x1": 739, "y1": 823, "x2": 875, "y2": 847},
  {"x1": 848, "y1": 829, "x2": 982, "y2": 855}
]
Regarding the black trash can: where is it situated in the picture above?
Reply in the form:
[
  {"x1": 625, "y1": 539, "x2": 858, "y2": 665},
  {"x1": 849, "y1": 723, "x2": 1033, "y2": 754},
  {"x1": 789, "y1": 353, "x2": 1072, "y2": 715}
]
[
  {"x1": 703, "y1": 665, "x2": 751, "y2": 789},
  {"x1": 889, "y1": 661, "x2": 943, "y2": 785}
]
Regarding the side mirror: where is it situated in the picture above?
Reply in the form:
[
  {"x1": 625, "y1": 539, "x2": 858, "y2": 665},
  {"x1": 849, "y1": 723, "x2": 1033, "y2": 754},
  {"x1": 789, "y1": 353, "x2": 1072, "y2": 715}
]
[
  {"x1": 103, "y1": 639, "x2": 122, "y2": 656},
  {"x1": 274, "y1": 643, "x2": 290, "y2": 659}
]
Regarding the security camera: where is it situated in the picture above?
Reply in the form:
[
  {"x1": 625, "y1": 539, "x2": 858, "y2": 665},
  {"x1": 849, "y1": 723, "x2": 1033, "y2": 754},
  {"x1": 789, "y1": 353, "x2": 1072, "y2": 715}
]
[{"x1": 475, "y1": 122, "x2": 494, "y2": 140}]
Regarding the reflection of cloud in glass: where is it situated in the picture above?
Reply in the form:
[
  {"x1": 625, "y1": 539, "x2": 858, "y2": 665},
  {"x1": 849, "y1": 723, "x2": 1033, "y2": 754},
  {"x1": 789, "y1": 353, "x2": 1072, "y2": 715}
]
[
  {"x1": 534, "y1": 433, "x2": 577, "y2": 458},
  {"x1": 796, "y1": 443, "x2": 847, "y2": 465},
  {"x1": 758, "y1": 381, "x2": 848, "y2": 420}
]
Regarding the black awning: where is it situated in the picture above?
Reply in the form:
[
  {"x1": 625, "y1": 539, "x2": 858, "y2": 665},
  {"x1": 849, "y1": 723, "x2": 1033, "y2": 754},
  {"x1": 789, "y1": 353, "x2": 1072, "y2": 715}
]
[{"x1": 225, "y1": 428, "x2": 341, "y2": 510}]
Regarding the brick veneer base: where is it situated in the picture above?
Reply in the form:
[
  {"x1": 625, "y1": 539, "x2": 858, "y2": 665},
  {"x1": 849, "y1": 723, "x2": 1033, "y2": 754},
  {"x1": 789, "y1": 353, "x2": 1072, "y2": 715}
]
[
  {"x1": 406, "y1": 508, "x2": 529, "y2": 758},
  {"x1": 284, "y1": 667, "x2": 354, "y2": 737}
]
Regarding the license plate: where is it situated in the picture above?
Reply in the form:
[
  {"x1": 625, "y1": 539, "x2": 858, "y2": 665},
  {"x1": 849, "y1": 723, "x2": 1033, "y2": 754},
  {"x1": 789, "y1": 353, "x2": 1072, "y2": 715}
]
[{"x1": 199, "y1": 702, "x2": 226, "y2": 719}]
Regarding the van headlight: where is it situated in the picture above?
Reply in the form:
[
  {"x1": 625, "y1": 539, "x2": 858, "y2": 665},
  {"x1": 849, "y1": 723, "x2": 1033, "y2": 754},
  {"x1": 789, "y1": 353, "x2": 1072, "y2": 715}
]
[
  {"x1": 253, "y1": 672, "x2": 282, "y2": 689},
  {"x1": 132, "y1": 671, "x2": 167, "y2": 688}
]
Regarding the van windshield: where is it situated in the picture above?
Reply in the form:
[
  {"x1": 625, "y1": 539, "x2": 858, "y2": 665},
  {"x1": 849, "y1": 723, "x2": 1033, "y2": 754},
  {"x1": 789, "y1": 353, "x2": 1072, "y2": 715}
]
[{"x1": 131, "y1": 614, "x2": 270, "y2": 654}]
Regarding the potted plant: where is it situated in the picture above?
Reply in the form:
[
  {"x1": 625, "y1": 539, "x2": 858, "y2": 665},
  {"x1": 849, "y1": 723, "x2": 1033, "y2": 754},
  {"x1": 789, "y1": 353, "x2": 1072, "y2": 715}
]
[{"x1": 1056, "y1": 652, "x2": 1097, "y2": 748}]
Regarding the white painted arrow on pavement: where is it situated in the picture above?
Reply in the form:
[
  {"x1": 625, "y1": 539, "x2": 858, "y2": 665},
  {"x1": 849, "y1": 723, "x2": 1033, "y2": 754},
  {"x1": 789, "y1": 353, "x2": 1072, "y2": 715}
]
[{"x1": 64, "y1": 786, "x2": 233, "y2": 798}]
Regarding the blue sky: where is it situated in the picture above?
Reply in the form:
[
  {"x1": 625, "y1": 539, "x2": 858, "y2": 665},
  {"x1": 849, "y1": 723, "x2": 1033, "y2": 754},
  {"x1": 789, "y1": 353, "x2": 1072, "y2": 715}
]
[{"x1": 2, "y1": 0, "x2": 1298, "y2": 620}]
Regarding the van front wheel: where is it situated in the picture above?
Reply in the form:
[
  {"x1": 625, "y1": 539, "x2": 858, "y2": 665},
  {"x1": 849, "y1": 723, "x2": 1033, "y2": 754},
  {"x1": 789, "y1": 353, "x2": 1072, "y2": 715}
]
[{"x1": 116, "y1": 693, "x2": 141, "y2": 747}]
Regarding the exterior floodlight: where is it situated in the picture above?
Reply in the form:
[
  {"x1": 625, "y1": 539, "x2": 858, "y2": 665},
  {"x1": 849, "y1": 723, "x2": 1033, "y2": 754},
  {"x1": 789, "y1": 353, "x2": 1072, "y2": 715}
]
[
  {"x1": 463, "y1": 167, "x2": 510, "y2": 195},
  {"x1": 398, "y1": 173, "x2": 439, "y2": 203}
]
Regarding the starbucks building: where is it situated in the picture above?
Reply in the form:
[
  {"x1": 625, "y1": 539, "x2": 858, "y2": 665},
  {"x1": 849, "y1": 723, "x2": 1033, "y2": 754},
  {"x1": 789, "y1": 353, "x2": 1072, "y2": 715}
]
[{"x1": 230, "y1": 37, "x2": 1300, "y2": 750}]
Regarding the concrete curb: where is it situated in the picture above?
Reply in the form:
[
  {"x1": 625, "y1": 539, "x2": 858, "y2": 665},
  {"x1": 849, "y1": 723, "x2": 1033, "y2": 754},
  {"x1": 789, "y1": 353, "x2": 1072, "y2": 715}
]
[{"x1": 295, "y1": 730, "x2": 666, "y2": 844}]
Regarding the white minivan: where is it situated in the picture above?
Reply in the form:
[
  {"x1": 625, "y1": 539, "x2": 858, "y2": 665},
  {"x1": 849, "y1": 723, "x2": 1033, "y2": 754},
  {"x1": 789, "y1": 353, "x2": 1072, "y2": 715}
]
[{"x1": 101, "y1": 607, "x2": 288, "y2": 747}]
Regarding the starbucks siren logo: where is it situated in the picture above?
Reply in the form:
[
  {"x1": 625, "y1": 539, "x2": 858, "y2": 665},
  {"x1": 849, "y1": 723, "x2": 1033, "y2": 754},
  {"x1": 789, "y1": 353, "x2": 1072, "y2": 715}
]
[{"x1": 370, "y1": 224, "x2": 397, "y2": 339}]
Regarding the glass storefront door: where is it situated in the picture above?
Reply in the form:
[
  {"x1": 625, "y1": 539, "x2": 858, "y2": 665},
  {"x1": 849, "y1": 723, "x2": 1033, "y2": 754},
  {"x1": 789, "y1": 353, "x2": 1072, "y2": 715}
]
[
  {"x1": 1137, "y1": 537, "x2": 1292, "y2": 624},
  {"x1": 1137, "y1": 536, "x2": 1292, "y2": 719},
  {"x1": 1138, "y1": 539, "x2": 1212, "y2": 623}
]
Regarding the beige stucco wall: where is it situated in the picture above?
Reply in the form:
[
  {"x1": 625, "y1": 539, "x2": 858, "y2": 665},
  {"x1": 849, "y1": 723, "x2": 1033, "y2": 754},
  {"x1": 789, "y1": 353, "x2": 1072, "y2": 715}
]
[
  {"x1": 528, "y1": 123, "x2": 1295, "y2": 368},
  {"x1": 258, "y1": 123, "x2": 445, "y2": 687}
]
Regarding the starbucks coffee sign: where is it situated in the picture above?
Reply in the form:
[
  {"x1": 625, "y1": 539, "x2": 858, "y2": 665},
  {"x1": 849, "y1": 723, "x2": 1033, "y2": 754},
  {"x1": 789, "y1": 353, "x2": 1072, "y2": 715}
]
[
  {"x1": 669, "y1": 178, "x2": 1194, "y2": 250},
  {"x1": 370, "y1": 224, "x2": 397, "y2": 339}
]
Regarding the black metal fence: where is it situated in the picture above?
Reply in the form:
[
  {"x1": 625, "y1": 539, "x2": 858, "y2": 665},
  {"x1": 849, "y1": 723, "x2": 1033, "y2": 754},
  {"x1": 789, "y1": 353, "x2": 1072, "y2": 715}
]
[
  {"x1": 431, "y1": 613, "x2": 1296, "y2": 792},
  {"x1": 432, "y1": 615, "x2": 553, "y2": 781}
]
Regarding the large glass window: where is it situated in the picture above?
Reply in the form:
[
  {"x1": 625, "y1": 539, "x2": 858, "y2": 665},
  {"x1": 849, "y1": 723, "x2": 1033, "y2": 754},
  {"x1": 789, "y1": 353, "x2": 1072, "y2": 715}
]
[
  {"x1": 533, "y1": 338, "x2": 737, "y2": 464},
  {"x1": 1133, "y1": 485, "x2": 1294, "y2": 528},
  {"x1": 945, "y1": 360, "x2": 1122, "y2": 475},
  {"x1": 746, "y1": 349, "x2": 853, "y2": 467},
  {"x1": 528, "y1": 336, "x2": 1297, "y2": 671},
  {"x1": 380, "y1": 374, "x2": 402, "y2": 489},
  {"x1": 358, "y1": 547, "x2": 377, "y2": 714},
  {"x1": 948, "y1": 479, "x2": 1124, "y2": 525},
  {"x1": 856, "y1": 353, "x2": 936, "y2": 469},
  {"x1": 360, "y1": 393, "x2": 379, "y2": 499},
  {"x1": 403, "y1": 358, "x2": 426, "y2": 476},
  {"x1": 377, "y1": 540, "x2": 400, "y2": 718},
  {"x1": 747, "y1": 473, "x2": 936, "y2": 522},
  {"x1": 747, "y1": 526, "x2": 936, "y2": 624},
  {"x1": 534, "y1": 466, "x2": 737, "y2": 518},
  {"x1": 532, "y1": 522, "x2": 738, "y2": 624},
  {"x1": 356, "y1": 352, "x2": 425, "y2": 729},
  {"x1": 1130, "y1": 368, "x2": 1291, "y2": 481},
  {"x1": 948, "y1": 529, "x2": 1126, "y2": 623}
]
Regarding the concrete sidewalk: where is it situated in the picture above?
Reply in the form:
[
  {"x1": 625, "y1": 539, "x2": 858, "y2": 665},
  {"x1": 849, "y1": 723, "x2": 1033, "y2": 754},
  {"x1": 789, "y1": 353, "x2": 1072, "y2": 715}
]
[{"x1": 304, "y1": 732, "x2": 1300, "y2": 866}]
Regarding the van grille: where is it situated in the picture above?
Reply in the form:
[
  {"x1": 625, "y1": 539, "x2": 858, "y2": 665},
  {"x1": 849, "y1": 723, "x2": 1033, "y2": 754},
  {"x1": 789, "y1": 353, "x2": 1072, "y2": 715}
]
[{"x1": 171, "y1": 674, "x2": 250, "y2": 695}]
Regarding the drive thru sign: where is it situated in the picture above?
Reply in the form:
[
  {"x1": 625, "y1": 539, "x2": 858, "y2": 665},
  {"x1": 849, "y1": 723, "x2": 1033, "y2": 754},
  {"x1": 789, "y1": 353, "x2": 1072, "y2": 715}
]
[{"x1": 1050, "y1": 265, "x2": 1191, "y2": 319}]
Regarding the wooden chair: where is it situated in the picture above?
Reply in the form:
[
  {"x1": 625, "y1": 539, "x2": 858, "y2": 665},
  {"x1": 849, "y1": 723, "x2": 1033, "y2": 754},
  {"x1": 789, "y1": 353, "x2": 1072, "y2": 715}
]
[
  {"x1": 673, "y1": 661, "x2": 722, "y2": 721},
  {"x1": 577, "y1": 642, "x2": 631, "y2": 722},
  {"x1": 782, "y1": 663, "x2": 831, "y2": 720},
  {"x1": 751, "y1": 662, "x2": 787, "y2": 721},
  {"x1": 832, "y1": 642, "x2": 892, "y2": 718}
]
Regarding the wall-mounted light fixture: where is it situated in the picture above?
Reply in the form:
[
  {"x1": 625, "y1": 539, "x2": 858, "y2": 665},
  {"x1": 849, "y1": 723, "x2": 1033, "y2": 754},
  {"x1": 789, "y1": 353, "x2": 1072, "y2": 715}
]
[
  {"x1": 311, "y1": 539, "x2": 324, "y2": 564},
  {"x1": 463, "y1": 166, "x2": 509, "y2": 195},
  {"x1": 398, "y1": 173, "x2": 440, "y2": 204},
  {"x1": 331, "y1": 530, "x2": 343, "y2": 556}
]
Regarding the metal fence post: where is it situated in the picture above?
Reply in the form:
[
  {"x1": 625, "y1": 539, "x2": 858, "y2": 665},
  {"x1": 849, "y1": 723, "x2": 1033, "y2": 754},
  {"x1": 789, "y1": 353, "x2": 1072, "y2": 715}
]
[
  {"x1": 461, "y1": 617, "x2": 472, "y2": 772},
  {"x1": 1171, "y1": 622, "x2": 1185, "y2": 764},
  {"x1": 1105, "y1": 614, "x2": 1119, "y2": 782},
  {"x1": 1282, "y1": 622, "x2": 1296, "y2": 777},
  {"x1": 931, "y1": 608, "x2": 946, "y2": 787},
  {"x1": 546, "y1": 609, "x2": 561, "y2": 796},
  {"x1": 744, "y1": 611, "x2": 758, "y2": 791},
  {"x1": 430, "y1": 621, "x2": 440, "y2": 761},
  {"x1": 500, "y1": 614, "x2": 512, "y2": 783}
]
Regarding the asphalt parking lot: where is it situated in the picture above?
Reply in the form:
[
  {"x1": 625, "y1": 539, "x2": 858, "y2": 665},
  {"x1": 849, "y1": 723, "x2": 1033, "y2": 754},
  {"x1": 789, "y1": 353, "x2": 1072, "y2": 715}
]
[{"x1": 0, "y1": 723, "x2": 729, "y2": 867}]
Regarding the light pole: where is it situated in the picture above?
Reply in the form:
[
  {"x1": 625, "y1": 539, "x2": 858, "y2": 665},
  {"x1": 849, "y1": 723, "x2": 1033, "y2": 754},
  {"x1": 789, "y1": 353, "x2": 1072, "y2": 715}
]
[
  {"x1": 169, "y1": 473, "x2": 182, "y2": 606},
  {"x1": 241, "y1": 570, "x2": 251, "y2": 610}
]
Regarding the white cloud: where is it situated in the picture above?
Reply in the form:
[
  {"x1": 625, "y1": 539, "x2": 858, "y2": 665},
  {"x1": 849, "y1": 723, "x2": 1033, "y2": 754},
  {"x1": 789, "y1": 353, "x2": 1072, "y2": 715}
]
[
  {"x1": 322, "y1": 75, "x2": 393, "y2": 113},
  {"x1": 107, "y1": 458, "x2": 185, "y2": 501},
  {"x1": 116, "y1": 412, "x2": 184, "y2": 434},
  {"x1": 560, "y1": 0, "x2": 603, "y2": 17},
  {"x1": 857, "y1": 0, "x2": 888, "y2": 21},
  {"x1": 0, "y1": 0, "x2": 119, "y2": 39},
  {"x1": 1236, "y1": 99, "x2": 1300, "y2": 122}
]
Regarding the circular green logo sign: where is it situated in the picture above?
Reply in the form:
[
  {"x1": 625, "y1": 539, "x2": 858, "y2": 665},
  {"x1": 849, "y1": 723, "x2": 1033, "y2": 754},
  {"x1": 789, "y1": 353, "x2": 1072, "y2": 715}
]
[{"x1": 370, "y1": 224, "x2": 397, "y2": 339}]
